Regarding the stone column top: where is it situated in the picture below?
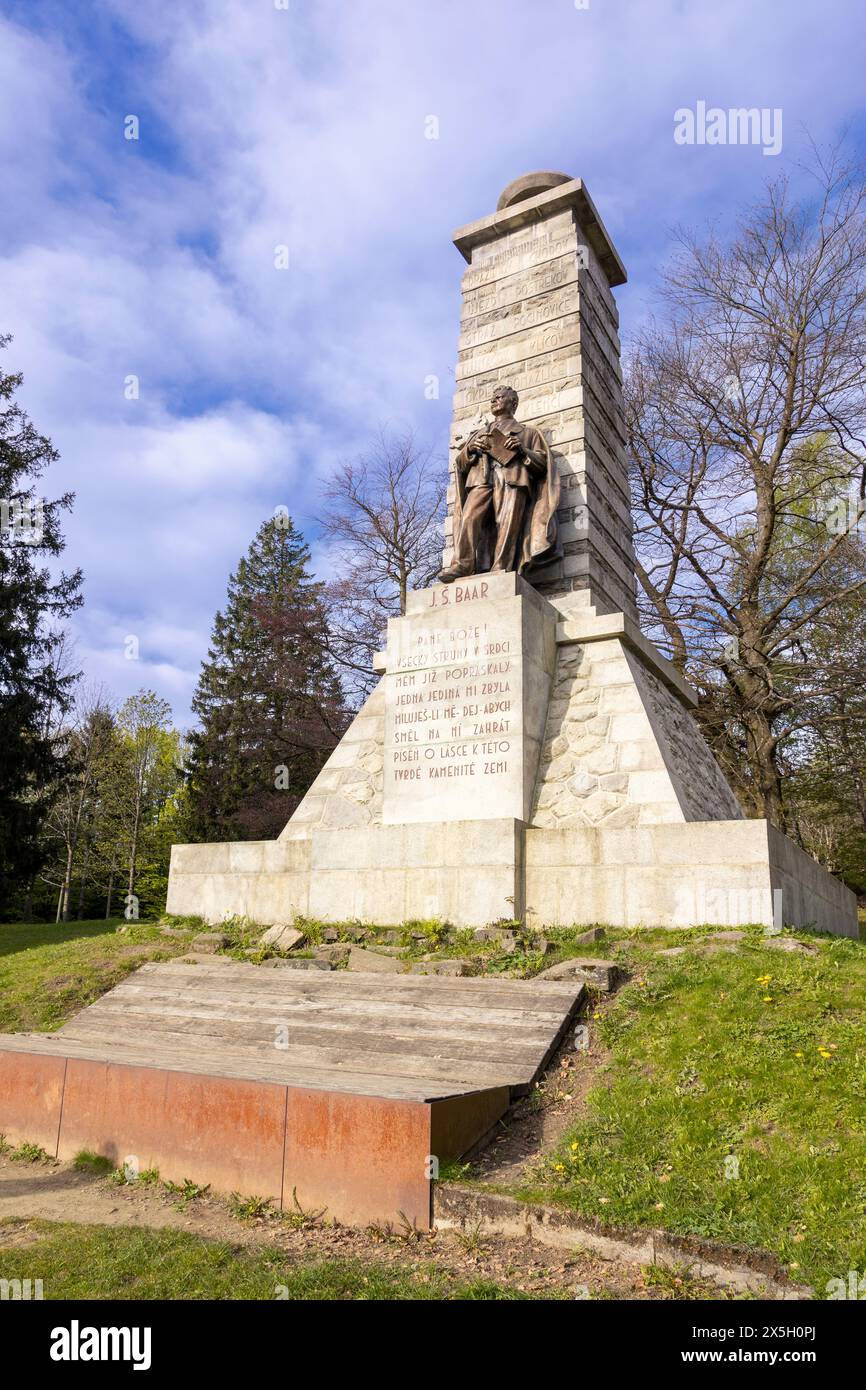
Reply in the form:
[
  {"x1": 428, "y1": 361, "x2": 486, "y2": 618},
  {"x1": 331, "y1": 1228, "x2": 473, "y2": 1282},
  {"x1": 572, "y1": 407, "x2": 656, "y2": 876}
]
[{"x1": 452, "y1": 174, "x2": 627, "y2": 288}]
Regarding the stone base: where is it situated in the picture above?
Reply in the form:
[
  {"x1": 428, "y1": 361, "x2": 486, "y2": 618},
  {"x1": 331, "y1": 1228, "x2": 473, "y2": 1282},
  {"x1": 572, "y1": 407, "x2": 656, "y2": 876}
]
[
  {"x1": 525, "y1": 820, "x2": 857, "y2": 935},
  {"x1": 167, "y1": 816, "x2": 857, "y2": 937},
  {"x1": 167, "y1": 820, "x2": 523, "y2": 928},
  {"x1": 167, "y1": 577, "x2": 857, "y2": 939}
]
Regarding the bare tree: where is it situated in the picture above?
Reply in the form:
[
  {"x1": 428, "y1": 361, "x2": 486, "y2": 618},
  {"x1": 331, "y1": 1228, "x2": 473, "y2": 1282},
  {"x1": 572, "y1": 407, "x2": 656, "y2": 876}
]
[
  {"x1": 317, "y1": 428, "x2": 446, "y2": 703},
  {"x1": 626, "y1": 149, "x2": 866, "y2": 825},
  {"x1": 41, "y1": 683, "x2": 114, "y2": 922}
]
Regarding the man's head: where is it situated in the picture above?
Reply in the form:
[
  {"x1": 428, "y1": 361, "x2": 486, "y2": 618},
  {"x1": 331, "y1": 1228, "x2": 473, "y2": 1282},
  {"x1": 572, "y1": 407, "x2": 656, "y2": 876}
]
[{"x1": 490, "y1": 384, "x2": 518, "y2": 417}]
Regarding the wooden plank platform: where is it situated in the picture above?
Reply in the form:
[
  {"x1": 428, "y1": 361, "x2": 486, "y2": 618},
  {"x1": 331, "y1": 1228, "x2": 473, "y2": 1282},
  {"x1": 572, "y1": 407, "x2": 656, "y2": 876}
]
[{"x1": 0, "y1": 960, "x2": 584, "y2": 1229}]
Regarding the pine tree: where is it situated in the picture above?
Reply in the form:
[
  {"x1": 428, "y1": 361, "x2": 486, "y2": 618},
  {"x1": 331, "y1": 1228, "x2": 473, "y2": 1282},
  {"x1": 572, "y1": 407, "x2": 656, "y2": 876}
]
[
  {"x1": 185, "y1": 515, "x2": 349, "y2": 841},
  {"x1": 0, "y1": 338, "x2": 82, "y2": 914}
]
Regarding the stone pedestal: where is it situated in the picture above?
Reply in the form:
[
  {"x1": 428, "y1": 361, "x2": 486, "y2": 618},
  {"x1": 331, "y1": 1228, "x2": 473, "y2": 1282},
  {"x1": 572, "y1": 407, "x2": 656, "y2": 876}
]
[{"x1": 167, "y1": 576, "x2": 858, "y2": 937}]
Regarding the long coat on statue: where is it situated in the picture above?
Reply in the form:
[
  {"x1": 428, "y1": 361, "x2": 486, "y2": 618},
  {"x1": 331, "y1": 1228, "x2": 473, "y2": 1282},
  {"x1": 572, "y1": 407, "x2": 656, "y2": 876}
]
[{"x1": 451, "y1": 420, "x2": 562, "y2": 574}]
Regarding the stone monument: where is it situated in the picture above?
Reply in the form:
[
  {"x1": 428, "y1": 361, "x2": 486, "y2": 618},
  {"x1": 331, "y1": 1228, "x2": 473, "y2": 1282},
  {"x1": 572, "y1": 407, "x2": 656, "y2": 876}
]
[{"x1": 167, "y1": 172, "x2": 857, "y2": 936}]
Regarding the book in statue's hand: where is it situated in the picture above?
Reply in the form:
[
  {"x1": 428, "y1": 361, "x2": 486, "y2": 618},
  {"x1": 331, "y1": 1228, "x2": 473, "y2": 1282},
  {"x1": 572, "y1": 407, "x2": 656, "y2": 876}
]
[{"x1": 486, "y1": 427, "x2": 521, "y2": 466}]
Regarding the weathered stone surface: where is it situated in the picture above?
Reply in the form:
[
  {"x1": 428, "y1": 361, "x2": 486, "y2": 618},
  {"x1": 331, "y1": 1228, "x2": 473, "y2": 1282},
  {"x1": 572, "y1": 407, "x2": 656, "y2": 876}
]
[
  {"x1": 408, "y1": 959, "x2": 473, "y2": 977},
  {"x1": 574, "y1": 927, "x2": 606, "y2": 945},
  {"x1": 762, "y1": 937, "x2": 819, "y2": 956},
  {"x1": 346, "y1": 946, "x2": 404, "y2": 973},
  {"x1": 190, "y1": 932, "x2": 229, "y2": 954},
  {"x1": 536, "y1": 957, "x2": 619, "y2": 991},
  {"x1": 529, "y1": 622, "x2": 743, "y2": 831},
  {"x1": 311, "y1": 944, "x2": 351, "y2": 964},
  {"x1": 259, "y1": 924, "x2": 306, "y2": 952}
]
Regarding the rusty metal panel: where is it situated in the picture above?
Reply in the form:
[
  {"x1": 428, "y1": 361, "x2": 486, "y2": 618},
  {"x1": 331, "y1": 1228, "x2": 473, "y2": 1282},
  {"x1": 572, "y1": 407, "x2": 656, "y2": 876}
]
[
  {"x1": 283, "y1": 1087, "x2": 433, "y2": 1230},
  {"x1": 0, "y1": 1049, "x2": 66, "y2": 1153},
  {"x1": 57, "y1": 1060, "x2": 287, "y2": 1199},
  {"x1": 430, "y1": 1086, "x2": 510, "y2": 1166}
]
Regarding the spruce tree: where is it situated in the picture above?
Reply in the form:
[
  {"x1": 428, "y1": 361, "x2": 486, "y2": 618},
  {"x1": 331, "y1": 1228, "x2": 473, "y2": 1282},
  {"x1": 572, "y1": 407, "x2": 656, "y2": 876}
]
[
  {"x1": 0, "y1": 338, "x2": 82, "y2": 913},
  {"x1": 186, "y1": 515, "x2": 348, "y2": 841}
]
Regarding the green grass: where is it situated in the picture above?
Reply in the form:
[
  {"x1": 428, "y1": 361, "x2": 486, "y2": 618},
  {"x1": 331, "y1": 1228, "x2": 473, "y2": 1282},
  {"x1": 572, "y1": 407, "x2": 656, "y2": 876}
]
[
  {"x1": 508, "y1": 926, "x2": 866, "y2": 1294},
  {"x1": 0, "y1": 919, "x2": 196, "y2": 1031},
  {"x1": 72, "y1": 1150, "x2": 117, "y2": 1175},
  {"x1": 0, "y1": 1220, "x2": 535, "y2": 1300}
]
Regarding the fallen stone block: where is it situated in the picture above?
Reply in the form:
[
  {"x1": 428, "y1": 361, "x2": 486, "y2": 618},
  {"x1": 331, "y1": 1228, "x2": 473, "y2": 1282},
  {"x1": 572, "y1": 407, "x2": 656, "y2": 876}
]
[
  {"x1": 536, "y1": 957, "x2": 619, "y2": 991},
  {"x1": 191, "y1": 932, "x2": 229, "y2": 953},
  {"x1": 259, "y1": 924, "x2": 306, "y2": 952},
  {"x1": 408, "y1": 959, "x2": 473, "y2": 977},
  {"x1": 312, "y1": 944, "x2": 351, "y2": 964},
  {"x1": 573, "y1": 927, "x2": 606, "y2": 945},
  {"x1": 762, "y1": 937, "x2": 819, "y2": 956},
  {"x1": 347, "y1": 947, "x2": 404, "y2": 973}
]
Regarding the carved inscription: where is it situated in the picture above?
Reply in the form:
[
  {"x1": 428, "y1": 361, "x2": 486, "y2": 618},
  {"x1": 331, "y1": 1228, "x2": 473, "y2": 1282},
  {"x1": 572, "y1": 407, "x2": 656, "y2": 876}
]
[{"x1": 382, "y1": 582, "x2": 524, "y2": 822}]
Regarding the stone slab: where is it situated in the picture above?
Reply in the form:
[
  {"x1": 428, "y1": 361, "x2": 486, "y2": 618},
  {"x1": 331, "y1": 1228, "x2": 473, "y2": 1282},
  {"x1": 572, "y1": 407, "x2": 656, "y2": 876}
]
[{"x1": 381, "y1": 573, "x2": 556, "y2": 825}]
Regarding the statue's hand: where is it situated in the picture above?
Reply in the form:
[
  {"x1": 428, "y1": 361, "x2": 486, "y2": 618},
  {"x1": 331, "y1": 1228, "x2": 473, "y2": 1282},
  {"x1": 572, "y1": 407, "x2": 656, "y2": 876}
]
[{"x1": 469, "y1": 431, "x2": 489, "y2": 456}]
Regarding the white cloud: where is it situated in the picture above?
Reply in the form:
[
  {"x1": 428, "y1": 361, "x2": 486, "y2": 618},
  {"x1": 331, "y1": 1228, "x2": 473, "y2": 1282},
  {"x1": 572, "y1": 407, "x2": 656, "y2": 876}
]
[{"x1": 1, "y1": 0, "x2": 863, "y2": 719}]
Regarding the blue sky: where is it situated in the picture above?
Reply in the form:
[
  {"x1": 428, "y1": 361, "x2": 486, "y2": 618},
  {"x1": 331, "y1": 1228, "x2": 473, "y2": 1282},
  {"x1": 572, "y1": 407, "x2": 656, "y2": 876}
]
[{"x1": 2, "y1": 0, "x2": 864, "y2": 724}]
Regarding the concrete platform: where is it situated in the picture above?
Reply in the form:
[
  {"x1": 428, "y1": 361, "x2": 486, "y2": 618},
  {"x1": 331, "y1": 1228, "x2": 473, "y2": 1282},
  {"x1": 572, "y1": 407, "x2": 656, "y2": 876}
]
[{"x1": 0, "y1": 961, "x2": 584, "y2": 1229}]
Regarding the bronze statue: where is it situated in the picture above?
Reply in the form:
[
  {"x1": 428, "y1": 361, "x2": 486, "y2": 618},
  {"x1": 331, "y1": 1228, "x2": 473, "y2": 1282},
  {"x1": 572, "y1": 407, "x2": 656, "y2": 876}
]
[{"x1": 439, "y1": 385, "x2": 561, "y2": 582}]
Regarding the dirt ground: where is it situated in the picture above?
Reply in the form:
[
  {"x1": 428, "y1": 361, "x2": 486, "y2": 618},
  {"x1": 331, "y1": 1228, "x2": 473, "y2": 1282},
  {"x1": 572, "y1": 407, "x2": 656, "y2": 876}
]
[{"x1": 472, "y1": 1027, "x2": 611, "y2": 1187}]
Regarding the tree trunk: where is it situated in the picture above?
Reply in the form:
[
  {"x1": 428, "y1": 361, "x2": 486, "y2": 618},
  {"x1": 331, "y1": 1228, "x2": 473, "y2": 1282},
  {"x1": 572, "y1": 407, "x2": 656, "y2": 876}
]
[
  {"x1": 76, "y1": 838, "x2": 90, "y2": 920},
  {"x1": 742, "y1": 709, "x2": 785, "y2": 828},
  {"x1": 60, "y1": 842, "x2": 75, "y2": 922}
]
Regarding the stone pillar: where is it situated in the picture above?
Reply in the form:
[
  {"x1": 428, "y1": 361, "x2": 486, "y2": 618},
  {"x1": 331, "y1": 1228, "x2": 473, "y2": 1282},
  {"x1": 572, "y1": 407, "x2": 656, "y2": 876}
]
[{"x1": 443, "y1": 171, "x2": 637, "y2": 622}]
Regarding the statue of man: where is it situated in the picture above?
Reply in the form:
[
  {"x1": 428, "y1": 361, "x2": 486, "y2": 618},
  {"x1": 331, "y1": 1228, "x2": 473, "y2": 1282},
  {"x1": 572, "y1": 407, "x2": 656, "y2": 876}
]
[{"x1": 439, "y1": 385, "x2": 561, "y2": 582}]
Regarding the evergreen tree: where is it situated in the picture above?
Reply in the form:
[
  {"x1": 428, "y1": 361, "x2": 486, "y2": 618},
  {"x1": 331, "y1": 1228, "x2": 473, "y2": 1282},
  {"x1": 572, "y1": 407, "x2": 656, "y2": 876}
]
[
  {"x1": 0, "y1": 338, "x2": 82, "y2": 914},
  {"x1": 185, "y1": 515, "x2": 349, "y2": 841}
]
